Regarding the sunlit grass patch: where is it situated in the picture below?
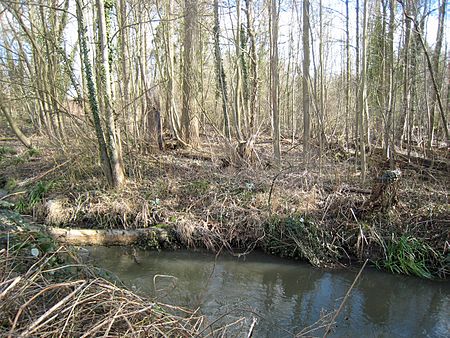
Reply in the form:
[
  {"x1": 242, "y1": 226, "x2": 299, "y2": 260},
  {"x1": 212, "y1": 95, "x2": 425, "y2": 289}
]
[{"x1": 382, "y1": 235, "x2": 442, "y2": 279}]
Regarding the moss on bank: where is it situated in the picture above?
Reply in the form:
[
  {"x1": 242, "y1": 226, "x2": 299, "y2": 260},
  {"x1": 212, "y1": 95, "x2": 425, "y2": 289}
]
[{"x1": 263, "y1": 214, "x2": 343, "y2": 267}]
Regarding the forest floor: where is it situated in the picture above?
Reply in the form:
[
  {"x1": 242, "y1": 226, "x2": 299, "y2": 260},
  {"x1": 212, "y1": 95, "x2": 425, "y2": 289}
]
[{"x1": 0, "y1": 132, "x2": 449, "y2": 279}]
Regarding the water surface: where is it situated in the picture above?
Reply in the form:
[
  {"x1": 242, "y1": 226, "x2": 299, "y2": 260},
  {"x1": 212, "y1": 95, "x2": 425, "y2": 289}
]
[{"x1": 86, "y1": 247, "x2": 449, "y2": 337}]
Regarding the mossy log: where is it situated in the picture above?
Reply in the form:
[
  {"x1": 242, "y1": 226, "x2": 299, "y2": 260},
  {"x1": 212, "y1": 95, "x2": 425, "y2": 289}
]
[{"x1": 46, "y1": 227, "x2": 171, "y2": 246}]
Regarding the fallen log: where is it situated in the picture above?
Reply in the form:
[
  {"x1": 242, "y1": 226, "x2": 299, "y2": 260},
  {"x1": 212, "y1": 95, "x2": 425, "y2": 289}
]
[{"x1": 46, "y1": 226, "x2": 171, "y2": 246}]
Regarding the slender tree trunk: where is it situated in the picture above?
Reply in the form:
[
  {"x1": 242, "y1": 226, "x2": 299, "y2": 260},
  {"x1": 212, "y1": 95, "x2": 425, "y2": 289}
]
[
  {"x1": 359, "y1": 0, "x2": 368, "y2": 181},
  {"x1": 345, "y1": 0, "x2": 350, "y2": 148},
  {"x1": 97, "y1": 0, "x2": 125, "y2": 187},
  {"x1": 240, "y1": 23, "x2": 250, "y2": 133},
  {"x1": 408, "y1": 29, "x2": 418, "y2": 159},
  {"x1": 160, "y1": 0, "x2": 181, "y2": 141},
  {"x1": 446, "y1": 57, "x2": 450, "y2": 122},
  {"x1": 427, "y1": 0, "x2": 447, "y2": 148},
  {"x1": 354, "y1": 0, "x2": 360, "y2": 149},
  {"x1": 318, "y1": 0, "x2": 325, "y2": 171},
  {"x1": 302, "y1": 0, "x2": 310, "y2": 160},
  {"x1": 118, "y1": 0, "x2": 130, "y2": 145},
  {"x1": 245, "y1": 0, "x2": 258, "y2": 134},
  {"x1": 284, "y1": 18, "x2": 294, "y2": 140},
  {"x1": 234, "y1": 0, "x2": 243, "y2": 141},
  {"x1": 213, "y1": 0, "x2": 231, "y2": 140},
  {"x1": 400, "y1": 1, "x2": 412, "y2": 149},
  {"x1": 387, "y1": 0, "x2": 395, "y2": 168},
  {"x1": 76, "y1": 0, "x2": 113, "y2": 186},
  {"x1": 398, "y1": 1, "x2": 449, "y2": 148},
  {"x1": 0, "y1": 101, "x2": 33, "y2": 149},
  {"x1": 271, "y1": 0, "x2": 280, "y2": 163},
  {"x1": 181, "y1": 0, "x2": 200, "y2": 146}
]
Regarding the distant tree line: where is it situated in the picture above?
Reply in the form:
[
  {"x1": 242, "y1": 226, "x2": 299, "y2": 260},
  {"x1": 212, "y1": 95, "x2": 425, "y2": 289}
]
[{"x1": 0, "y1": 0, "x2": 447, "y2": 186}]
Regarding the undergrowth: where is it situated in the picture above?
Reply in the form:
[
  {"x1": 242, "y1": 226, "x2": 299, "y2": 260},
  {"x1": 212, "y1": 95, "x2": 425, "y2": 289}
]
[
  {"x1": 381, "y1": 235, "x2": 445, "y2": 279},
  {"x1": 15, "y1": 181, "x2": 53, "y2": 213},
  {"x1": 263, "y1": 214, "x2": 342, "y2": 268},
  {"x1": 1, "y1": 137, "x2": 448, "y2": 279}
]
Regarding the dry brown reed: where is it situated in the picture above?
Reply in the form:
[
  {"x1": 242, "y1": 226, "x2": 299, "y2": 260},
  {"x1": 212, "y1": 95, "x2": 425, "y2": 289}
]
[{"x1": 0, "y1": 242, "x2": 235, "y2": 337}]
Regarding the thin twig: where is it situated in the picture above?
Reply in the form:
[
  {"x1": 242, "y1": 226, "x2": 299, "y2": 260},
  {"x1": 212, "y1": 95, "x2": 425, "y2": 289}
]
[
  {"x1": 246, "y1": 317, "x2": 258, "y2": 338},
  {"x1": 323, "y1": 259, "x2": 368, "y2": 338},
  {"x1": 0, "y1": 276, "x2": 21, "y2": 300},
  {"x1": 0, "y1": 190, "x2": 27, "y2": 201},
  {"x1": 17, "y1": 158, "x2": 72, "y2": 188},
  {"x1": 16, "y1": 280, "x2": 86, "y2": 337}
]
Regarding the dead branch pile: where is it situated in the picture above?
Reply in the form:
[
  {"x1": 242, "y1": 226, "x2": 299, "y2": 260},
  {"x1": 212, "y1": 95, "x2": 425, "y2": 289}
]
[{"x1": 0, "y1": 245, "x2": 228, "y2": 337}]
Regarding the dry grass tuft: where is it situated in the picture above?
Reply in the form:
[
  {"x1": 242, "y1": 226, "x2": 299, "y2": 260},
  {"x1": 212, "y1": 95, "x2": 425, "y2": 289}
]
[
  {"x1": 44, "y1": 198, "x2": 72, "y2": 225},
  {"x1": 173, "y1": 216, "x2": 220, "y2": 250}
]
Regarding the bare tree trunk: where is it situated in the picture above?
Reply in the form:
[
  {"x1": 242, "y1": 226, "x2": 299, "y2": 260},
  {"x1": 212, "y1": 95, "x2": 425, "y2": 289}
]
[
  {"x1": 181, "y1": 0, "x2": 200, "y2": 146},
  {"x1": 302, "y1": 0, "x2": 310, "y2": 160},
  {"x1": 284, "y1": 14, "x2": 295, "y2": 142},
  {"x1": 245, "y1": 0, "x2": 258, "y2": 133},
  {"x1": 46, "y1": 226, "x2": 170, "y2": 246},
  {"x1": 359, "y1": 0, "x2": 368, "y2": 181},
  {"x1": 400, "y1": 0, "x2": 412, "y2": 149},
  {"x1": 383, "y1": 0, "x2": 395, "y2": 169},
  {"x1": 427, "y1": 0, "x2": 447, "y2": 148},
  {"x1": 271, "y1": 0, "x2": 280, "y2": 163},
  {"x1": 0, "y1": 101, "x2": 33, "y2": 149},
  {"x1": 233, "y1": 0, "x2": 243, "y2": 141},
  {"x1": 156, "y1": 0, "x2": 181, "y2": 142},
  {"x1": 354, "y1": 0, "x2": 360, "y2": 151},
  {"x1": 118, "y1": 0, "x2": 131, "y2": 146},
  {"x1": 399, "y1": 0, "x2": 449, "y2": 145},
  {"x1": 408, "y1": 29, "x2": 418, "y2": 159},
  {"x1": 213, "y1": 0, "x2": 231, "y2": 140},
  {"x1": 345, "y1": 0, "x2": 351, "y2": 148},
  {"x1": 318, "y1": 0, "x2": 325, "y2": 172},
  {"x1": 97, "y1": 0, "x2": 125, "y2": 187},
  {"x1": 447, "y1": 57, "x2": 450, "y2": 122}
]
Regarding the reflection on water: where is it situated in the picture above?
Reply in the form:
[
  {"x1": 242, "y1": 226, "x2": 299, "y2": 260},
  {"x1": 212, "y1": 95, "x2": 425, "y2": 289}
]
[{"x1": 86, "y1": 247, "x2": 450, "y2": 337}]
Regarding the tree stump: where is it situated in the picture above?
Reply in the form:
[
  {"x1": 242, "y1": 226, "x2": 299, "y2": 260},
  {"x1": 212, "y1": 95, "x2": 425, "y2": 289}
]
[{"x1": 369, "y1": 169, "x2": 402, "y2": 211}]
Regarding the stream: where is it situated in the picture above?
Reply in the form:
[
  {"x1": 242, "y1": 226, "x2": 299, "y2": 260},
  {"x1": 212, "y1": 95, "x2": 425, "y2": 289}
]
[{"x1": 85, "y1": 247, "x2": 449, "y2": 337}]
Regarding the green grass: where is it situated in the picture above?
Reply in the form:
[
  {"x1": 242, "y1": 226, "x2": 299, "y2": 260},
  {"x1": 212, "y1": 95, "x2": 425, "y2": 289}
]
[
  {"x1": 5, "y1": 178, "x2": 17, "y2": 192},
  {"x1": 382, "y1": 235, "x2": 436, "y2": 279},
  {"x1": 263, "y1": 214, "x2": 341, "y2": 267},
  {"x1": 0, "y1": 146, "x2": 17, "y2": 157},
  {"x1": 26, "y1": 148, "x2": 40, "y2": 157},
  {"x1": 182, "y1": 179, "x2": 210, "y2": 195},
  {"x1": 15, "y1": 181, "x2": 53, "y2": 213}
]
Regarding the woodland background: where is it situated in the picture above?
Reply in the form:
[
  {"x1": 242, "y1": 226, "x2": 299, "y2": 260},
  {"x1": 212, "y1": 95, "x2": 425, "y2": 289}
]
[{"x1": 0, "y1": 0, "x2": 448, "y2": 188}]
